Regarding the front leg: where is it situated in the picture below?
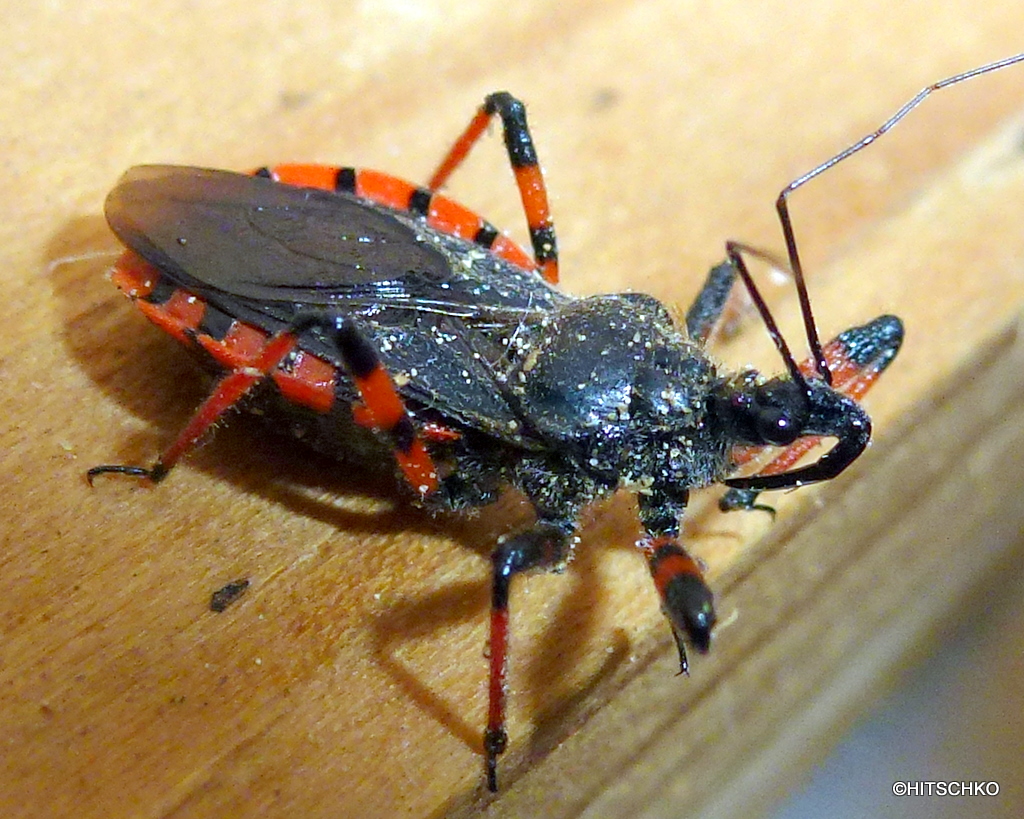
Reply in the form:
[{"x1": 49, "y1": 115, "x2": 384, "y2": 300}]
[
  {"x1": 685, "y1": 259, "x2": 739, "y2": 344},
  {"x1": 720, "y1": 313, "x2": 904, "y2": 513},
  {"x1": 637, "y1": 490, "x2": 716, "y2": 675}
]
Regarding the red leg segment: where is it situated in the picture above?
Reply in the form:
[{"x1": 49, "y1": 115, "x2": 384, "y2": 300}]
[
  {"x1": 88, "y1": 327, "x2": 303, "y2": 484},
  {"x1": 638, "y1": 535, "x2": 716, "y2": 675},
  {"x1": 427, "y1": 92, "x2": 560, "y2": 284},
  {"x1": 92, "y1": 263, "x2": 440, "y2": 497},
  {"x1": 332, "y1": 319, "x2": 439, "y2": 497},
  {"x1": 485, "y1": 523, "x2": 570, "y2": 791}
]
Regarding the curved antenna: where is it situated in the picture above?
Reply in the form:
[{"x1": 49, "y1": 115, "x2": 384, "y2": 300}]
[{"x1": 777, "y1": 52, "x2": 1024, "y2": 383}]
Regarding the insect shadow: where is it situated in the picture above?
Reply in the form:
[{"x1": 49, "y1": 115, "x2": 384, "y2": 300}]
[
  {"x1": 47, "y1": 216, "x2": 438, "y2": 535},
  {"x1": 369, "y1": 490, "x2": 637, "y2": 759}
]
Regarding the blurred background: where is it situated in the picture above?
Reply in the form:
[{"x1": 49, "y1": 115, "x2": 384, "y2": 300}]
[{"x1": 773, "y1": 538, "x2": 1024, "y2": 819}]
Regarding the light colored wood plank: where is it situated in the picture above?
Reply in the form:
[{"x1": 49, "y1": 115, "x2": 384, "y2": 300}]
[{"x1": 3, "y1": 2, "x2": 1024, "y2": 817}]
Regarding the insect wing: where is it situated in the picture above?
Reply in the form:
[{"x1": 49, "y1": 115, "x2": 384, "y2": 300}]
[
  {"x1": 105, "y1": 165, "x2": 457, "y2": 318},
  {"x1": 105, "y1": 165, "x2": 534, "y2": 436}
]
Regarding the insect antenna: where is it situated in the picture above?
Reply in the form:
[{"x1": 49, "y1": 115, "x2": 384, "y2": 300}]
[
  {"x1": 771, "y1": 52, "x2": 1024, "y2": 384},
  {"x1": 724, "y1": 240, "x2": 810, "y2": 392}
]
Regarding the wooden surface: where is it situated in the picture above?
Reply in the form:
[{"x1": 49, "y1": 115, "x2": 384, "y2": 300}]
[{"x1": 4, "y1": 2, "x2": 1024, "y2": 817}]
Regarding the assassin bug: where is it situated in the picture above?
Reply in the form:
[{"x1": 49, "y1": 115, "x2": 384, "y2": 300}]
[{"x1": 89, "y1": 53, "x2": 1022, "y2": 791}]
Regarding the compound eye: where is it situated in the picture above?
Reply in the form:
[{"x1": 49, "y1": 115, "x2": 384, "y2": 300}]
[{"x1": 755, "y1": 405, "x2": 801, "y2": 446}]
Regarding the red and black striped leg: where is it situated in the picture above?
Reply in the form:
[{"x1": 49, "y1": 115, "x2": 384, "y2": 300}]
[
  {"x1": 88, "y1": 316, "x2": 439, "y2": 498},
  {"x1": 720, "y1": 313, "x2": 904, "y2": 512},
  {"x1": 428, "y1": 92, "x2": 560, "y2": 284},
  {"x1": 87, "y1": 327, "x2": 305, "y2": 484},
  {"x1": 325, "y1": 318, "x2": 439, "y2": 497},
  {"x1": 485, "y1": 522, "x2": 570, "y2": 792},
  {"x1": 639, "y1": 536, "x2": 716, "y2": 675},
  {"x1": 636, "y1": 491, "x2": 715, "y2": 673}
]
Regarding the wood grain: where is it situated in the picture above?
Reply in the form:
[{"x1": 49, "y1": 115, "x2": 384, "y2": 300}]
[{"x1": 3, "y1": 2, "x2": 1024, "y2": 817}]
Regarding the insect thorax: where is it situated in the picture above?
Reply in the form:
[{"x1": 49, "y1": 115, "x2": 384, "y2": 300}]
[{"x1": 505, "y1": 294, "x2": 731, "y2": 502}]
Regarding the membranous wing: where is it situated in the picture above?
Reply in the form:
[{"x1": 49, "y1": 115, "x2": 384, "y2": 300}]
[{"x1": 105, "y1": 165, "x2": 566, "y2": 434}]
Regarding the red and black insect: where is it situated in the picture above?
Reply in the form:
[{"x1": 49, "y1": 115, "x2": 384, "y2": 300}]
[{"x1": 89, "y1": 54, "x2": 1021, "y2": 791}]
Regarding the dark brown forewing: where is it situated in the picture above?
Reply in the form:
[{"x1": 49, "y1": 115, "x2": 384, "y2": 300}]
[{"x1": 104, "y1": 165, "x2": 452, "y2": 307}]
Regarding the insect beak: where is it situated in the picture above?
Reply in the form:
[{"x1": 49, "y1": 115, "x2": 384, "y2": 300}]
[{"x1": 725, "y1": 386, "x2": 871, "y2": 492}]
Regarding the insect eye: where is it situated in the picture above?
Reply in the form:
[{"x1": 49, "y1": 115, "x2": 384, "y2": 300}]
[
  {"x1": 754, "y1": 405, "x2": 801, "y2": 446},
  {"x1": 747, "y1": 377, "x2": 808, "y2": 446}
]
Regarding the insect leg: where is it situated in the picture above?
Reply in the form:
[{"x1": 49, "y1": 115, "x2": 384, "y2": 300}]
[
  {"x1": 326, "y1": 319, "x2": 439, "y2": 497},
  {"x1": 641, "y1": 538, "x2": 716, "y2": 674},
  {"x1": 428, "y1": 92, "x2": 559, "y2": 284},
  {"x1": 87, "y1": 327, "x2": 305, "y2": 484},
  {"x1": 637, "y1": 492, "x2": 716, "y2": 674},
  {"x1": 720, "y1": 313, "x2": 904, "y2": 512},
  {"x1": 88, "y1": 316, "x2": 439, "y2": 497},
  {"x1": 685, "y1": 260, "x2": 740, "y2": 343},
  {"x1": 485, "y1": 522, "x2": 572, "y2": 792}
]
